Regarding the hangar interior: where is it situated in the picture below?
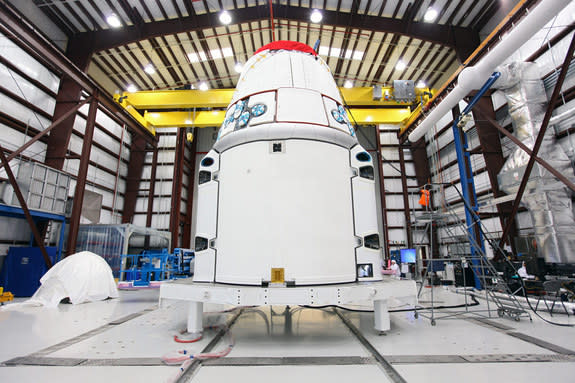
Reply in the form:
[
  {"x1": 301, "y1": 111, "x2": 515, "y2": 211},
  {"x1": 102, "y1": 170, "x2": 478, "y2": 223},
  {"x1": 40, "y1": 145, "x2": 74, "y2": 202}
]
[{"x1": 1, "y1": 0, "x2": 575, "y2": 382}]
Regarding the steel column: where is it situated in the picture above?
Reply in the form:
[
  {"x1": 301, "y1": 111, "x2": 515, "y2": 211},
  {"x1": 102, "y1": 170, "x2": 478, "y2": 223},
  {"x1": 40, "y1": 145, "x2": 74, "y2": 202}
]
[
  {"x1": 452, "y1": 105, "x2": 484, "y2": 290},
  {"x1": 472, "y1": 97, "x2": 518, "y2": 248},
  {"x1": 45, "y1": 81, "x2": 87, "y2": 169},
  {"x1": 44, "y1": 37, "x2": 93, "y2": 170},
  {"x1": 0, "y1": 145, "x2": 53, "y2": 268},
  {"x1": 146, "y1": 146, "x2": 159, "y2": 227},
  {"x1": 409, "y1": 138, "x2": 431, "y2": 189},
  {"x1": 182, "y1": 133, "x2": 198, "y2": 248},
  {"x1": 449, "y1": 72, "x2": 501, "y2": 289},
  {"x1": 122, "y1": 135, "x2": 148, "y2": 223},
  {"x1": 170, "y1": 129, "x2": 186, "y2": 251},
  {"x1": 374, "y1": 129, "x2": 390, "y2": 261},
  {"x1": 398, "y1": 147, "x2": 413, "y2": 248},
  {"x1": 499, "y1": 33, "x2": 575, "y2": 250},
  {"x1": 66, "y1": 92, "x2": 98, "y2": 255}
]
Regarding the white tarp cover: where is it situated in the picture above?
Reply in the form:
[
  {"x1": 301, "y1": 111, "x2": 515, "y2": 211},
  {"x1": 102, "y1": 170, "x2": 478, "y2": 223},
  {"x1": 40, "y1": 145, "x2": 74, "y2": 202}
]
[{"x1": 25, "y1": 251, "x2": 118, "y2": 308}]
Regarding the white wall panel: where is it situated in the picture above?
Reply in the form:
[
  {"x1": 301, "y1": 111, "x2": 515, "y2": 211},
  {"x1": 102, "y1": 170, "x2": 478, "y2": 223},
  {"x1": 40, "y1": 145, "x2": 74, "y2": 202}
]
[
  {"x1": 157, "y1": 150, "x2": 176, "y2": 164},
  {"x1": 0, "y1": 66, "x2": 55, "y2": 113},
  {"x1": 93, "y1": 128, "x2": 121, "y2": 154},
  {"x1": 150, "y1": 214, "x2": 170, "y2": 229},
  {"x1": 482, "y1": 217, "x2": 502, "y2": 234},
  {"x1": 407, "y1": 179, "x2": 419, "y2": 188},
  {"x1": 385, "y1": 179, "x2": 403, "y2": 193},
  {"x1": 154, "y1": 165, "x2": 176, "y2": 179},
  {"x1": 90, "y1": 147, "x2": 121, "y2": 172},
  {"x1": 385, "y1": 195, "x2": 404, "y2": 209},
  {"x1": 0, "y1": 123, "x2": 46, "y2": 161},
  {"x1": 381, "y1": 148, "x2": 399, "y2": 161},
  {"x1": 150, "y1": 181, "x2": 173, "y2": 195},
  {"x1": 404, "y1": 162, "x2": 416, "y2": 175},
  {"x1": 388, "y1": 228, "x2": 407, "y2": 245},
  {"x1": 141, "y1": 166, "x2": 153, "y2": 179},
  {"x1": 0, "y1": 32, "x2": 60, "y2": 91},
  {"x1": 387, "y1": 211, "x2": 406, "y2": 227},
  {"x1": 382, "y1": 163, "x2": 401, "y2": 177},
  {"x1": 132, "y1": 214, "x2": 147, "y2": 227},
  {"x1": 379, "y1": 132, "x2": 399, "y2": 145},
  {"x1": 0, "y1": 94, "x2": 51, "y2": 130},
  {"x1": 474, "y1": 171, "x2": 491, "y2": 193},
  {"x1": 158, "y1": 134, "x2": 178, "y2": 147}
]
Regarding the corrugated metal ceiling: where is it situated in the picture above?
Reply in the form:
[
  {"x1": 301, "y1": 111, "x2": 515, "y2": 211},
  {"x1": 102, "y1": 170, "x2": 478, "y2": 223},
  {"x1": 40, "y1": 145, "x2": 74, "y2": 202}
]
[{"x1": 32, "y1": 0, "x2": 504, "y2": 94}]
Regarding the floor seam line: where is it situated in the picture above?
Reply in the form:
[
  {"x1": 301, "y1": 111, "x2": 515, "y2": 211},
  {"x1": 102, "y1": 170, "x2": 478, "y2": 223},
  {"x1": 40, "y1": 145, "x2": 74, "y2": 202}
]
[
  {"x1": 334, "y1": 308, "x2": 408, "y2": 383},
  {"x1": 1, "y1": 304, "x2": 158, "y2": 364}
]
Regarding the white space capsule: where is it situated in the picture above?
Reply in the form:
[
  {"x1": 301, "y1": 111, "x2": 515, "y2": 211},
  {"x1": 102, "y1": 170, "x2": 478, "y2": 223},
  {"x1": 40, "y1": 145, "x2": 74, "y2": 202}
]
[{"x1": 194, "y1": 41, "x2": 382, "y2": 286}]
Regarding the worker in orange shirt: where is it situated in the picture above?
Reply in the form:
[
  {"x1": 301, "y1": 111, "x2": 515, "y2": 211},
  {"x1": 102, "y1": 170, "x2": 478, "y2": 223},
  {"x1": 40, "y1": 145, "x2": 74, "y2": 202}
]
[{"x1": 419, "y1": 188, "x2": 430, "y2": 209}]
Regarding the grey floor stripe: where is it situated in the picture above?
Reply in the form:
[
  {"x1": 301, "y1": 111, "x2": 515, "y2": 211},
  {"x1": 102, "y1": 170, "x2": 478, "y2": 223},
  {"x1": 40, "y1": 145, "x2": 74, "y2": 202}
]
[
  {"x1": 470, "y1": 318, "x2": 515, "y2": 331},
  {"x1": 388, "y1": 353, "x2": 575, "y2": 364},
  {"x1": 506, "y1": 332, "x2": 575, "y2": 355},
  {"x1": 4, "y1": 353, "x2": 573, "y2": 368},
  {"x1": 176, "y1": 309, "x2": 244, "y2": 383},
  {"x1": 33, "y1": 306, "x2": 157, "y2": 357},
  {"x1": 3, "y1": 357, "x2": 86, "y2": 367},
  {"x1": 3, "y1": 357, "x2": 164, "y2": 366},
  {"x1": 1, "y1": 305, "x2": 158, "y2": 365},
  {"x1": 334, "y1": 308, "x2": 407, "y2": 383},
  {"x1": 202, "y1": 356, "x2": 375, "y2": 366},
  {"x1": 468, "y1": 317, "x2": 575, "y2": 355},
  {"x1": 386, "y1": 355, "x2": 466, "y2": 364},
  {"x1": 81, "y1": 358, "x2": 164, "y2": 366}
]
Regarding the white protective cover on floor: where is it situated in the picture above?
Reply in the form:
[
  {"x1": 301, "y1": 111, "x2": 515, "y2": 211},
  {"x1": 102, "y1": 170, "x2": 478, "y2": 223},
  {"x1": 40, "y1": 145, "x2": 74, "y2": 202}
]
[{"x1": 6, "y1": 251, "x2": 119, "y2": 308}]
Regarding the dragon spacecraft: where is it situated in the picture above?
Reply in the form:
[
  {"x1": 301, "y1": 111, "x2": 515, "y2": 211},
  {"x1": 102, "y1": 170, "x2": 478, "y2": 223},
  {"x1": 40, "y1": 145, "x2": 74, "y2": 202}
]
[
  {"x1": 160, "y1": 41, "x2": 416, "y2": 334},
  {"x1": 193, "y1": 41, "x2": 382, "y2": 286}
]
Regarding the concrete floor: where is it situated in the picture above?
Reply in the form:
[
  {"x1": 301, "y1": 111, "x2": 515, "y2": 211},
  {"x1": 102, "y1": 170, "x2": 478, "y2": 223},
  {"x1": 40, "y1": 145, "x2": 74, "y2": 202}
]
[{"x1": 1, "y1": 286, "x2": 575, "y2": 382}]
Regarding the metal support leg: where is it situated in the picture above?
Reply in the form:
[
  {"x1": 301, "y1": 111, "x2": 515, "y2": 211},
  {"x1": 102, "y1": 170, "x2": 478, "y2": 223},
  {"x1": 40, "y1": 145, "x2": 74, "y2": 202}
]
[
  {"x1": 374, "y1": 299, "x2": 390, "y2": 332},
  {"x1": 187, "y1": 301, "x2": 204, "y2": 334}
]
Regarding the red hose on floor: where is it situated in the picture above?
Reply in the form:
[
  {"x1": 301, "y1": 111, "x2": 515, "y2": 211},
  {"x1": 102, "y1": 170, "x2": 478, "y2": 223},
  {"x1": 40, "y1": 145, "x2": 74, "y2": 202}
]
[{"x1": 173, "y1": 334, "x2": 202, "y2": 343}]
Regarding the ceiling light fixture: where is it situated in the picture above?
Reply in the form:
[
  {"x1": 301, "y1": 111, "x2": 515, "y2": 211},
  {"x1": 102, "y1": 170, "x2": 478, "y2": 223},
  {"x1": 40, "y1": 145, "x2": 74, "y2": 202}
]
[
  {"x1": 126, "y1": 84, "x2": 137, "y2": 93},
  {"x1": 310, "y1": 9, "x2": 323, "y2": 23},
  {"x1": 424, "y1": 8, "x2": 438, "y2": 22},
  {"x1": 416, "y1": 81, "x2": 426, "y2": 89},
  {"x1": 396, "y1": 60, "x2": 406, "y2": 71},
  {"x1": 234, "y1": 62, "x2": 244, "y2": 73},
  {"x1": 106, "y1": 13, "x2": 122, "y2": 28},
  {"x1": 344, "y1": 80, "x2": 353, "y2": 89},
  {"x1": 219, "y1": 11, "x2": 232, "y2": 25},
  {"x1": 144, "y1": 64, "x2": 155, "y2": 75},
  {"x1": 199, "y1": 82, "x2": 209, "y2": 91}
]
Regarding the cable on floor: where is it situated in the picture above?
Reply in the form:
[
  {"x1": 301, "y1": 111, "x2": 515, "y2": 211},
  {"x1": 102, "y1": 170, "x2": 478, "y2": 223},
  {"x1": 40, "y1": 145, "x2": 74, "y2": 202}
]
[
  {"x1": 299, "y1": 293, "x2": 480, "y2": 313},
  {"x1": 515, "y1": 276, "x2": 575, "y2": 327},
  {"x1": 163, "y1": 325, "x2": 235, "y2": 383}
]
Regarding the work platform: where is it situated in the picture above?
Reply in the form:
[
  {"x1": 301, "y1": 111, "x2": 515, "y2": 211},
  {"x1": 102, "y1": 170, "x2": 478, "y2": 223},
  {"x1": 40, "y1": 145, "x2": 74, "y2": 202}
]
[{"x1": 159, "y1": 277, "x2": 417, "y2": 333}]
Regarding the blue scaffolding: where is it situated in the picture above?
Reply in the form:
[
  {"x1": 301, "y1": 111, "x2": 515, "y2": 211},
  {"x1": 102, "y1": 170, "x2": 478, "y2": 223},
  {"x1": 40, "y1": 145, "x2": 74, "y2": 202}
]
[{"x1": 450, "y1": 72, "x2": 500, "y2": 289}]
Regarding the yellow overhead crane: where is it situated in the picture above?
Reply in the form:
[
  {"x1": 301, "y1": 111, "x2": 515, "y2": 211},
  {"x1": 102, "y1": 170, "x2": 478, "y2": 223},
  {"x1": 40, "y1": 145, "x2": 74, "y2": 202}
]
[{"x1": 114, "y1": 87, "x2": 432, "y2": 138}]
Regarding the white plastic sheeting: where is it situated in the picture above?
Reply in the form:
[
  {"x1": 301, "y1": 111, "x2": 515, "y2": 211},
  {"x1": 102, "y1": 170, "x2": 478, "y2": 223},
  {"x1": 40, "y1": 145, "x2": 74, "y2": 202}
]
[{"x1": 23, "y1": 251, "x2": 118, "y2": 308}]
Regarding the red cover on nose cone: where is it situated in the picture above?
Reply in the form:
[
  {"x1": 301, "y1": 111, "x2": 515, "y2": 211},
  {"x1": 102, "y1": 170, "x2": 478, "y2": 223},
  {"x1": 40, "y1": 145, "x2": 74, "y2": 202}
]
[{"x1": 255, "y1": 40, "x2": 318, "y2": 56}]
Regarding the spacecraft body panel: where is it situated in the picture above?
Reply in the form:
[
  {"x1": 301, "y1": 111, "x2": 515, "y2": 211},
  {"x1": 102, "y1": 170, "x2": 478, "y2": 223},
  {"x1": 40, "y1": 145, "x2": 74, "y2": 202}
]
[
  {"x1": 215, "y1": 140, "x2": 357, "y2": 285},
  {"x1": 193, "y1": 41, "x2": 382, "y2": 286}
]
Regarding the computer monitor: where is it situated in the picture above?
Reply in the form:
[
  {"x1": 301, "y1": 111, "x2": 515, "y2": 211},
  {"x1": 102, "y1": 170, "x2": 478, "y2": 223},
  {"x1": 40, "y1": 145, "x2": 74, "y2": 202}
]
[{"x1": 400, "y1": 248, "x2": 416, "y2": 263}]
